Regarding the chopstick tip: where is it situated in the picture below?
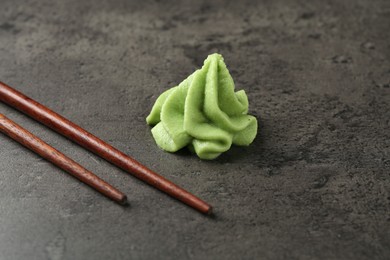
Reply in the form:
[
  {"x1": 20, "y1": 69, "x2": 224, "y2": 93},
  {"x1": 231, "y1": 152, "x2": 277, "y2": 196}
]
[
  {"x1": 205, "y1": 205, "x2": 213, "y2": 216},
  {"x1": 118, "y1": 195, "x2": 129, "y2": 206}
]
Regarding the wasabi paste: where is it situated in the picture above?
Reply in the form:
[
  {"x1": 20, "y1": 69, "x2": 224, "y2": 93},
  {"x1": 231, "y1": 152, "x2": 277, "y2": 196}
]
[{"x1": 146, "y1": 53, "x2": 258, "y2": 160}]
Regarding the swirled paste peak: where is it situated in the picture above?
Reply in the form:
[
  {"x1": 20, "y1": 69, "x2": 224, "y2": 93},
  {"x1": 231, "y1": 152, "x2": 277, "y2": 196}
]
[{"x1": 146, "y1": 53, "x2": 258, "y2": 160}]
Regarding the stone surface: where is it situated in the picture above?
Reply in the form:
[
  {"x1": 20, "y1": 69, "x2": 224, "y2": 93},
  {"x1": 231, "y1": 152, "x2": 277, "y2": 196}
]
[{"x1": 0, "y1": 0, "x2": 389, "y2": 259}]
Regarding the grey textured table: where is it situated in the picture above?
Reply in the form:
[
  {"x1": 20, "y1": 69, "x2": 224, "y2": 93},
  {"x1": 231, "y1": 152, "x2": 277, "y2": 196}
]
[{"x1": 0, "y1": 0, "x2": 389, "y2": 259}]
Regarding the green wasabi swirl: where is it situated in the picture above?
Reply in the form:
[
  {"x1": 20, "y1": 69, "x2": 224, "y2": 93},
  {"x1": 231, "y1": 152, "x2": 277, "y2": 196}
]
[{"x1": 146, "y1": 53, "x2": 258, "y2": 160}]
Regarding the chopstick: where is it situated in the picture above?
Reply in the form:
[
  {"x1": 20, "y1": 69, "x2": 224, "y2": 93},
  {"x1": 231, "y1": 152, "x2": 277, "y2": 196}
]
[
  {"x1": 0, "y1": 82, "x2": 212, "y2": 214},
  {"x1": 0, "y1": 114, "x2": 127, "y2": 204}
]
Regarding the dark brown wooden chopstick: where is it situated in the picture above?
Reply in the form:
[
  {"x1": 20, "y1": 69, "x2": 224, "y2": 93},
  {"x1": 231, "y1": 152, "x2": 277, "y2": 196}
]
[
  {"x1": 0, "y1": 114, "x2": 127, "y2": 204},
  {"x1": 0, "y1": 82, "x2": 212, "y2": 214}
]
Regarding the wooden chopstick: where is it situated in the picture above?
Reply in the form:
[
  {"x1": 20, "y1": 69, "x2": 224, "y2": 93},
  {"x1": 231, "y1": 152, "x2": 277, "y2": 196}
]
[
  {"x1": 0, "y1": 82, "x2": 212, "y2": 214},
  {"x1": 0, "y1": 114, "x2": 127, "y2": 204}
]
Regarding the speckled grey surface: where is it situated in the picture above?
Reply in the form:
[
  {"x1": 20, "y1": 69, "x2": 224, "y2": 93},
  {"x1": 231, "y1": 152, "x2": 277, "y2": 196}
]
[{"x1": 0, "y1": 0, "x2": 389, "y2": 259}]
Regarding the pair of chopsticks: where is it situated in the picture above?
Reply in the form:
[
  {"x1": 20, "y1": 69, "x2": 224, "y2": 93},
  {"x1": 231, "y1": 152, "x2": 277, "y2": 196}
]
[{"x1": 0, "y1": 82, "x2": 212, "y2": 214}]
